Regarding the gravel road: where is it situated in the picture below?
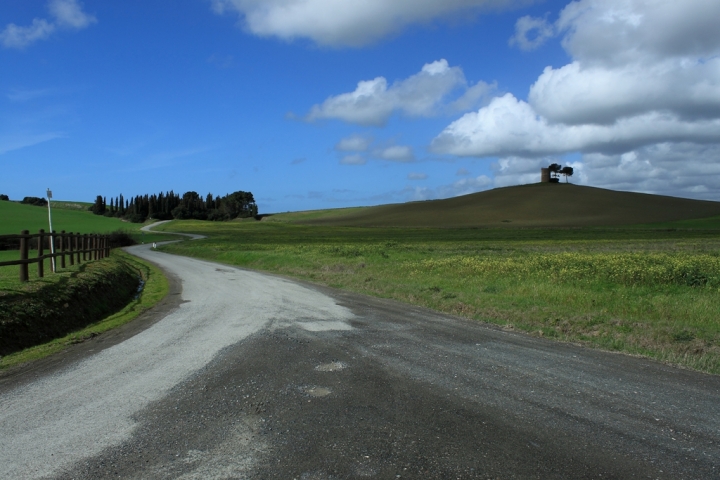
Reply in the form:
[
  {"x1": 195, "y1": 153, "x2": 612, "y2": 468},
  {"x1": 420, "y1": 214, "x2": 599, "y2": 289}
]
[{"x1": 1, "y1": 236, "x2": 719, "y2": 478}]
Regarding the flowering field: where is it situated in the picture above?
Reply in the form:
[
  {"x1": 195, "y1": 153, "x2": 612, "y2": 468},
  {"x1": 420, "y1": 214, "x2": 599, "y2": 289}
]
[
  {"x1": 407, "y1": 252, "x2": 720, "y2": 288},
  {"x1": 157, "y1": 220, "x2": 720, "y2": 374}
]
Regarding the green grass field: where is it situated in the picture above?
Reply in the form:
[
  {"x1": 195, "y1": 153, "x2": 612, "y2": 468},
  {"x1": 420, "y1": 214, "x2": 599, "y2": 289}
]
[
  {"x1": 4, "y1": 185, "x2": 720, "y2": 374},
  {"x1": 155, "y1": 218, "x2": 720, "y2": 374},
  {"x1": 0, "y1": 200, "x2": 132, "y2": 235},
  {"x1": 0, "y1": 201, "x2": 174, "y2": 289}
]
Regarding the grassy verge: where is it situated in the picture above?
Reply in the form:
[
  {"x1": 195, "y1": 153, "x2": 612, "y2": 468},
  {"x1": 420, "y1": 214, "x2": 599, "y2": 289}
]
[
  {"x1": 156, "y1": 220, "x2": 720, "y2": 374},
  {"x1": 0, "y1": 250, "x2": 168, "y2": 370}
]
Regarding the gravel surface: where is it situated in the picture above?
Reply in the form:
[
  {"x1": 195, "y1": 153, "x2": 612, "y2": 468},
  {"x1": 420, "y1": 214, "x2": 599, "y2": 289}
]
[
  {"x1": 1, "y1": 232, "x2": 719, "y2": 478},
  {"x1": 0, "y1": 242, "x2": 353, "y2": 479}
]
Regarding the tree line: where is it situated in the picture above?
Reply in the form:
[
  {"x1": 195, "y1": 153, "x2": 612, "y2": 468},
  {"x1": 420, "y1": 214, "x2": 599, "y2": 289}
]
[{"x1": 90, "y1": 190, "x2": 258, "y2": 223}]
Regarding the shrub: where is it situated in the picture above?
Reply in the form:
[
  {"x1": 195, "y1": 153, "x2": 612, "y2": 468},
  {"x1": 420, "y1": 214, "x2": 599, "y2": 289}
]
[
  {"x1": 107, "y1": 230, "x2": 136, "y2": 248},
  {"x1": 21, "y1": 196, "x2": 48, "y2": 206},
  {"x1": 125, "y1": 214, "x2": 146, "y2": 224}
]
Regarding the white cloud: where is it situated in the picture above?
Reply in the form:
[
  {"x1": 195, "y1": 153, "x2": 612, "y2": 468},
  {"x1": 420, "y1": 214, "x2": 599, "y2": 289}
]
[
  {"x1": 432, "y1": 93, "x2": 720, "y2": 157},
  {"x1": 409, "y1": 175, "x2": 493, "y2": 201},
  {"x1": 376, "y1": 145, "x2": 415, "y2": 162},
  {"x1": 407, "y1": 172, "x2": 428, "y2": 180},
  {"x1": 529, "y1": 59, "x2": 720, "y2": 126},
  {"x1": 448, "y1": 81, "x2": 496, "y2": 112},
  {"x1": 0, "y1": 19, "x2": 55, "y2": 49},
  {"x1": 306, "y1": 59, "x2": 468, "y2": 126},
  {"x1": 509, "y1": 15, "x2": 554, "y2": 51},
  {"x1": 556, "y1": 0, "x2": 720, "y2": 65},
  {"x1": 576, "y1": 144, "x2": 720, "y2": 201},
  {"x1": 334, "y1": 134, "x2": 373, "y2": 152},
  {"x1": 433, "y1": 0, "x2": 720, "y2": 199},
  {"x1": 49, "y1": 0, "x2": 96, "y2": 29},
  {"x1": 339, "y1": 154, "x2": 367, "y2": 165},
  {"x1": 490, "y1": 156, "x2": 550, "y2": 187},
  {"x1": 0, "y1": 0, "x2": 96, "y2": 49},
  {"x1": 210, "y1": 0, "x2": 528, "y2": 47},
  {"x1": 439, "y1": 175, "x2": 493, "y2": 196}
]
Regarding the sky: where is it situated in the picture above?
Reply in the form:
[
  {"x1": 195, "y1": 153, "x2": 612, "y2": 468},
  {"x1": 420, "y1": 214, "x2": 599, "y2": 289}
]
[{"x1": 1, "y1": 0, "x2": 720, "y2": 213}]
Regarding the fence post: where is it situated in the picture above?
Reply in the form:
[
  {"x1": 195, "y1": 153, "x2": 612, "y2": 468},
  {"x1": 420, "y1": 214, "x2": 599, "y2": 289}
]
[
  {"x1": 19, "y1": 230, "x2": 29, "y2": 282},
  {"x1": 106, "y1": 235, "x2": 111, "y2": 257},
  {"x1": 68, "y1": 232, "x2": 75, "y2": 266},
  {"x1": 93, "y1": 235, "x2": 98, "y2": 260},
  {"x1": 76, "y1": 234, "x2": 81, "y2": 264},
  {"x1": 82, "y1": 234, "x2": 87, "y2": 261},
  {"x1": 60, "y1": 230, "x2": 66, "y2": 269},
  {"x1": 37, "y1": 229, "x2": 44, "y2": 278}
]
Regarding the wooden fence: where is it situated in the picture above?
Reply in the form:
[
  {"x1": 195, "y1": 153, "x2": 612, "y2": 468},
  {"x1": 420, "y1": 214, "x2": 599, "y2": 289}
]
[{"x1": 0, "y1": 230, "x2": 111, "y2": 282}]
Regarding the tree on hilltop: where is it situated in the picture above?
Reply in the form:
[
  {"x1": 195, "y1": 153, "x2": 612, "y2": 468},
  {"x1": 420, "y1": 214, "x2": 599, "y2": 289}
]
[
  {"x1": 560, "y1": 166, "x2": 574, "y2": 183},
  {"x1": 547, "y1": 163, "x2": 562, "y2": 183}
]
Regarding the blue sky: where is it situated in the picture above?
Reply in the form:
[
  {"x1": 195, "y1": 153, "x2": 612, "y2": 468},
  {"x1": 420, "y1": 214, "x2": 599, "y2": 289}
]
[{"x1": 2, "y1": 0, "x2": 720, "y2": 212}]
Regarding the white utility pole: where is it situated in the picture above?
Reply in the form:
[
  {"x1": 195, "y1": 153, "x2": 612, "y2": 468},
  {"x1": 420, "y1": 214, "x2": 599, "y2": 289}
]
[{"x1": 47, "y1": 188, "x2": 56, "y2": 273}]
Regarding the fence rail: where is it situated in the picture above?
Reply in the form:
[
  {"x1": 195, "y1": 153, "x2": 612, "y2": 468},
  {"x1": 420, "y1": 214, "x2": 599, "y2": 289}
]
[{"x1": 0, "y1": 230, "x2": 111, "y2": 282}]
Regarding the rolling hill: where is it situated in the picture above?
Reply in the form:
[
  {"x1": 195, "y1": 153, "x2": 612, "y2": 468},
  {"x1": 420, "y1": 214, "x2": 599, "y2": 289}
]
[
  {"x1": 272, "y1": 183, "x2": 720, "y2": 228},
  {"x1": 0, "y1": 200, "x2": 131, "y2": 235}
]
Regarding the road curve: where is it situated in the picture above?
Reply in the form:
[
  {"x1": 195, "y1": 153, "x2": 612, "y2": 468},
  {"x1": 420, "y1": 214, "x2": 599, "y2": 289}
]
[
  {"x1": 0, "y1": 241, "x2": 354, "y2": 479},
  {"x1": 0, "y1": 230, "x2": 719, "y2": 478}
]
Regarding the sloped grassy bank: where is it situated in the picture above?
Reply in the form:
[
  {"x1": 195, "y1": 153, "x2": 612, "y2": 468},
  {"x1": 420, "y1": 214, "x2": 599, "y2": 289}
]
[{"x1": 0, "y1": 251, "x2": 144, "y2": 356}]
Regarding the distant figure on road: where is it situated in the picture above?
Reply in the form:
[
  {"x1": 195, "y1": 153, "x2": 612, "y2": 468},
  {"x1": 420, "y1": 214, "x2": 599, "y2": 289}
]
[{"x1": 152, "y1": 242, "x2": 157, "y2": 249}]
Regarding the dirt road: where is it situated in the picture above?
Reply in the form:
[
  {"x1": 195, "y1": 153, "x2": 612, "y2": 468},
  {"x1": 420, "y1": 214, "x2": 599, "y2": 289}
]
[{"x1": 1, "y1": 242, "x2": 718, "y2": 478}]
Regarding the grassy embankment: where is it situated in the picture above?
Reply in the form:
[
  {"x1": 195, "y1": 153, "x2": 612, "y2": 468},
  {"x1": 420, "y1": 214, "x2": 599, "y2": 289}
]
[
  {"x1": 0, "y1": 250, "x2": 168, "y2": 369},
  {"x1": 157, "y1": 184, "x2": 720, "y2": 374},
  {"x1": 0, "y1": 200, "x2": 171, "y2": 369}
]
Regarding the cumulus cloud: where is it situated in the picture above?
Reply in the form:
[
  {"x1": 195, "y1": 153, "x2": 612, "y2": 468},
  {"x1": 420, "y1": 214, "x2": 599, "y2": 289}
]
[
  {"x1": 432, "y1": 93, "x2": 720, "y2": 157},
  {"x1": 306, "y1": 59, "x2": 475, "y2": 126},
  {"x1": 433, "y1": 0, "x2": 720, "y2": 198},
  {"x1": 577, "y1": 144, "x2": 720, "y2": 201},
  {"x1": 48, "y1": 0, "x2": 96, "y2": 29},
  {"x1": 376, "y1": 145, "x2": 415, "y2": 162},
  {"x1": 556, "y1": 0, "x2": 720, "y2": 65},
  {"x1": 210, "y1": 0, "x2": 526, "y2": 47},
  {"x1": 334, "y1": 134, "x2": 373, "y2": 152},
  {"x1": 408, "y1": 175, "x2": 493, "y2": 201},
  {"x1": 448, "y1": 81, "x2": 496, "y2": 112},
  {"x1": 490, "y1": 156, "x2": 551, "y2": 187},
  {"x1": 1, "y1": 0, "x2": 96, "y2": 49},
  {"x1": 532, "y1": 0, "x2": 720, "y2": 125},
  {"x1": 509, "y1": 15, "x2": 554, "y2": 51}
]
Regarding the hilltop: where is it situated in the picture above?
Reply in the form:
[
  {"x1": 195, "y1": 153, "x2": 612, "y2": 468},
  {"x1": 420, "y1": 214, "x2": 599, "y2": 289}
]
[{"x1": 267, "y1": 183, "x2": 720, "y2": 228}]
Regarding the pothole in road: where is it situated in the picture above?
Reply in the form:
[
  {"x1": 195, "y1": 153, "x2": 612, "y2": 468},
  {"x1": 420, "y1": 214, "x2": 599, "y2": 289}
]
[
  {"x1": 305, "y1": 386, "x2": 332, "y2": 397},
  {"x1": 315, "y1": 361, "x2": 347, "y2": 372}
]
